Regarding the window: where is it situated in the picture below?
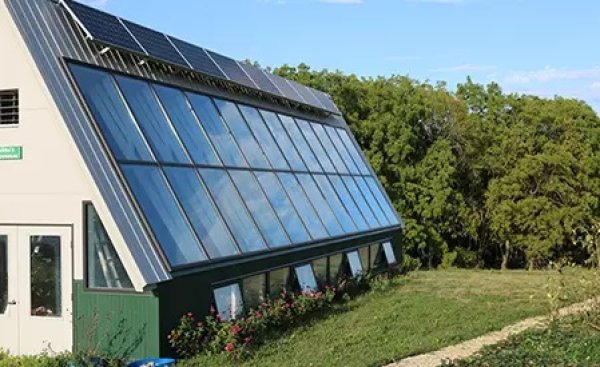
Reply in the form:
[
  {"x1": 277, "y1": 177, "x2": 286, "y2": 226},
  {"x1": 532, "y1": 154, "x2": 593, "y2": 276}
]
[
  {"x1": 30, "y1": 236, "x2": 61, "y2": 317},
  {"x1": 260, "y1": 111, "x2": 305, "y2": 171},
  {"x1": 328, "y1": 175, "x2": 369, "y2": 231},
  {"x1": 279, "y1": 115, "x2": 322, "y2": 172},
  {"x1": 294, "y1": 264, "x2": 318, "y2": 293},
  {"x1": 313, "y1": 175, "x2": 357, "y2": 233},
  {"x1": 0, "y1": 235, "x2": 7, "y2": 314},
  {"x1": 359, "y1": 246, "x2": 370, "y2": 273},
  {"x1": 242, "y1": 274, "x2": 266, "y2": 309},
  {"x1": 312, "y1": 124, "x2": 348, "y2": 174},
  {"x1": 85, "y1": 204, "x2": 134, "y2": 290},
  {"x1": 296, "y1": 174, "x2": 344, "y2": 237},
  {"x1": 382, "y1": 241, "x2": 398, "y2": 265},
  {"x1": 313, "y1": 257, "x2": 328, "y2": 287},
  {"x1": 213, "y1": 284, "x2": 243, "y2": 321},
  {"x1": 346, "y1": 251, "x2": 363, "y2": 277},
  {"x1": 342, "y1": 176, "x2": 380, "y2": 228},
  {"x1": 298, "y1": 120, "x2": 336, "y2": 173},
  {"x1": 121, "y1": 164, "x2": 206, "y2": 266},
  {"x1": 268, "y1": 267, "x2": 290, "y2": 298},
  {"x1": 325, "y1": 126, "x2": 360, "y2": 175},
  {"x1": 355, "y1": 177, "x2": 390, "y2": 226},
  {"x1": 0, "y1": 89, "x2": 18, "y2": 126},
  {"x1": 239, "y1": 105, "x2": 289, "y2": 170}
]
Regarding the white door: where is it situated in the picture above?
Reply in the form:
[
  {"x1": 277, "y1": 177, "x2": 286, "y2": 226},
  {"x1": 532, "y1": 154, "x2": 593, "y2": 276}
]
[
  {"x1": 0, "y1": 226, "x2": 73, "y2": 355},
  {"x1": 0, "y1": 227, "x2": 18, "y2": 354}
]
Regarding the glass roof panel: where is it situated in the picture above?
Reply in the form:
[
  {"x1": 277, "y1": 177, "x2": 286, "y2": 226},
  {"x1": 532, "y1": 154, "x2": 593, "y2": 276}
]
[
  {"x1": 365, "y1": 177, "x2": 400, "y2": 225},
  {"x1": 296, "y1": 174, "x2": 344, "y2": 237},
  {"x1": 355, "y1": 176, "x2": 390, "y2": 226},
  {"x1": 328, "y1": 175, "x2": 370, "y2": 231},
  {"x1": 325, "y1": 126, "x2": 360, "y2": 175},
  {"x1": 342, "y1": 176, "x2": 381, "y2": 228},
  {"x1": 337, "y1": 128, "x2": 371, "y2": 175},
  {"x1": 313, "y1": 174, "x2": 357, "y2": 233},
  {"x1": 299, "y1": 120, "x2": 336, "y2": 173},
  {"x1": 312, "y1": 123, "x2": 348, "y2": 174},
  {"x1": 239, "y1": 105, "x2": 289, "y2": 170},
  {"x1": 260, "y1": 110, "x2": 306, "y2": 171},
  {"x1": 279, "y1": 115, "x2": 322, "y2": 172}
]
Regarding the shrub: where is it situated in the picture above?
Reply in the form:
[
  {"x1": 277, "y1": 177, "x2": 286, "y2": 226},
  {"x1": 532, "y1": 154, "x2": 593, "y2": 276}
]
[{"x1": 401, "y1": 254, "x2": 422, "y2": 273}]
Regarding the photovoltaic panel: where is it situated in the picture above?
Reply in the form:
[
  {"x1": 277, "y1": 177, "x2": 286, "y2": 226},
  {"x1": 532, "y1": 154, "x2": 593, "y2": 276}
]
[
  {"x1": 168, "y1": 37, "x2": 226, "y2": 79},
  {"x1": 239, "y1": 63, "x2": 282, "y2": 96},
  {"x1": 206, "y1": 51, "x2": 257, "y2": 88},
  {"x1": 314, "y1": 90, "x2": 340, "y2": 114},
  {"x1": 292, "y1": 82, "x2": 325, "y2": 109},
  {"x1": 266, "y1": 73, "x2": 305, "y2": 103},
  {"x1": 121, "y1": 20, "x2": 188, "y2": 68},
  {"x1": 63, "y1": 0, "x2": 145, "y2": 54}
]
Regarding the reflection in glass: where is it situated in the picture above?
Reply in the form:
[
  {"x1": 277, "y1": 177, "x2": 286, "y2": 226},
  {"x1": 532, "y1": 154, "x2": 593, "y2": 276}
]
[
  {"x1": 255, "y1": 172, "x2": 310, "y2": 244},
  {"x1": 279, "y1": 115, "x2": 322, "y2": 172},
  {"x1": 313, "y1": 257, "x2": 328, "y2": 287},
  {"x1": 268, "y1": 267, "x2": 290, "y2": 298},
  {"x1": 347, "y1": 251, "x2": 363, "y2": 277},
  {"x1": 239, "y1": 106, "x2": 289, "y2": 170},
  {"x1": 213, "y1": 284, "x2": 243, "y2": 321},
  {"x1": 299, "y1": 120, "x2": 336, "y2": 173},
  {"x1": 325, "y1": 126, "x2": 360, "y2": 174},
  {"x1": 366, "y1": 177, "x2": 400, "y2": 225},
  {"x1": 230, "y1": 170, "x2": 290, "y2": 248},
  {"x1": 121, "y1": 164, "x2": 206, "y2": 266},
  {"x1": 30, "y1": 236, "x2": 61, "y2": 317},
  {"x1": 115, "y1": 76, "x2": 189, "y2": 164},
  {"x1": 294, "y1": 264, "x2": 318, "y2": 293},
  {"x1": 187, "y1": 93, "x2": 246, "y2": 167},
  {"x1": 337, "y1": 128, "x2": 370, "y2": 175},
  {"x1": 312, "y1": 123, "x2": 348, "y2": 174},
  {"x1": 69, "y1": 64, "x2": 152, "y2": 161},
  {"x1": 313, "y1": 175, "x2": 357, "y2": 234},
  {"x1": 382, "y1": 241, "x2": 398, "y2": 265},
  {"x1": 370, "y1": 243, "x2": 381, "y2": 269},
  {"x1": 86, "y1": 205, "x2": 134, "y2": 289},
  {"x1": 214, "y1": 99, "x2": 270, "y2": 169},
  {"x1": 0, "y1": 236, "x2": 6, "y2": 314},
  {"x1": 342, "y1": 176, "x2": 380, "y2": 228},
  {"x1": 359, "y1": 246, "x2": 370, "y2": 272},
  {"x1": 355, "y1": 177, "x2": 390, "y2": 226},
  {"x1": 329, "y1": 253, "x2": 344, "y2": 281},
  {"x1": 328, "y1": 175, "x2": 369, "y2": 231},
  {"x1": 296, "y1": 174, "x2": 344, "y2": 237},
  {"x1": 153, "y1": 84, "x2": 220, "y2": 165},
  {"x1": 164, "y1": 167, "x2": 239, "y2": 259},
  {"x1": 260, "y1": 111, "x2": 306, "y2": 171},
  {"x1": 200, "y1": 169, "x2": 267, "y2": 253},
  {"x1": 242, "y1": 275, "x2": 266, "y2": 309}
]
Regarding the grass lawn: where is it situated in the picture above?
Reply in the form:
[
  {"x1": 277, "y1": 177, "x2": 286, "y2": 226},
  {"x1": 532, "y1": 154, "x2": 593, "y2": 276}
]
[{"x1": 186, "y1": 268, "x2": 589, "y2": 367}]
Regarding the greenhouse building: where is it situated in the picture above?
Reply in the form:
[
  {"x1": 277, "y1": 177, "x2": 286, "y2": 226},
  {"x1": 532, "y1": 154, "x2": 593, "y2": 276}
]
[{"x1": 0, "y1": 0, "x2": 404, "y2": 358}]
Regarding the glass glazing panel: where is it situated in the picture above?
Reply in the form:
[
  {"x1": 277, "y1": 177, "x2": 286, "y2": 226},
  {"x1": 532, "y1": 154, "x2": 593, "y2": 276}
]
[
  {"x1": 239, "y1": 105, "x2": 289, "y2": 170},
  {"x1": 347, "y1": 250, "x2": 363, "y2": 277},
  {"x1": 164, "y1": 167, "x2": 239, "y2": 259},
  {"x1": 260, "y1": 111, "x2": 306, "y2": 171},
  {"x1": 68, "y1": 64, "x2": 152, "y2": 161},
  {"x1": 268, "y1": 267, "x2": 290, "y2": 298},
  {"x1": 230, "y1": 170, "x2": 290, "y2": 248},
  {"x1": 279, "y1": 115, "x2": 322, "y2": 172},
  {"x1": 313, "y1": 257, "x2": 328, "y2": 287},
  {"x1": 313, "y1": 174, "x2": 357, "y2": 234},
  {"x1": 214, "y1": 284, "x2": 243, "y2": 321},
  {"x1": 328, "y1": 175, "x2": 370, "y2": 231},
  {"x1": 86, "y1": 205, "x2": 134, "y2": 290},
  {"x1": 325, "y1": 126, "x2": 360, "y2": 174},
  {"x1": 299, "y1": 120, "x2": 336, "y2": 173},
  {"x1": 366, "y1": 177, "x2": 400, "y2": 225},
  {"x1": 355, "y1": 177, "x2": 390, "y2": 226},
  {"x1": 255, "y1": 172, "x2": 311, "y2": 244},
  {"x1": 30, "y1": 236, "x2": 61, "y2": 317},
  {"x1": 382, "y1": 241, "x2": 398, "y2": 265},
  {"x1": 214, "y1": 99, "x2": 270, "y2": 169},
  {"x1": 242, "y1": 274, "x2": 266, "y2": 309},
  {"x1": 153, "y1": 84, "x2": 220, "y2": 166},
  {"x1": 337, "y1": 129, "x2": 370, "y2": 175},
  {"x1": 200, "y1": 169, "x2": 267, "y2": 253},
  {"x1": 359, "y1": 246, "x2": 370, "y2": 272},
  {"x1": 312, "y1": 123, "x2": 348, "y2": 174},
  {"x1": 0, "y1": 236, "x2": 6, "y2": 314},
  {"x1": 294, "y1": 264, "x2": 318, "y2": 293},
  {"x1": 296, "y1": 174, "x2": 344, "y2": 237},
  {"x1": 370, "y1": 243, "x2": 381, "y2": 269},
  {"x1": 187, "y1": 93, "x2": 246, "y2": 167},
  {"x1": 115, "y1": 76, "x2": 189, "y2": 164},
  {"x1": 342, "y1": 176, "x2": 381, "y2": 228},
  {"x1": 329, "y1": 253, "x2": 344, "y2": 281},
  {"x1": 278, "y1": 173, "x2": 328, "y2": 240},
  {"x1": 121, "y1": 164, "x2": 206, "y2": 266}
]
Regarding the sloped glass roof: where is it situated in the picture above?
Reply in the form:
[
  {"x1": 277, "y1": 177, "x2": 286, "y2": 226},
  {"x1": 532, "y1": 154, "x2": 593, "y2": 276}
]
[{"x1": 69, "y1": 62, "x2": 400, "y2": 268}]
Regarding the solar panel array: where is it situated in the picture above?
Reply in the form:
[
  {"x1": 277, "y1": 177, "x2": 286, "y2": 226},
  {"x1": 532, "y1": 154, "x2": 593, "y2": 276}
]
[{"x1": 61, "y1": 0, "x2": 339, "y2": 114}]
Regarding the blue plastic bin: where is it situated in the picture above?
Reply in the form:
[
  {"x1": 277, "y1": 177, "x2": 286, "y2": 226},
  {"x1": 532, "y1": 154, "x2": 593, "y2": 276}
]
[{"x1": 127, "y1": 358, "x2": 176, "y2": 367}]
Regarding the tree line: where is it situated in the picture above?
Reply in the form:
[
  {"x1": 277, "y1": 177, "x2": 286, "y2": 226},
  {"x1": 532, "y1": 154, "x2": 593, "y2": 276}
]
[{"x1": 272, "y1": 63, "x2": 600, "y2": 270}]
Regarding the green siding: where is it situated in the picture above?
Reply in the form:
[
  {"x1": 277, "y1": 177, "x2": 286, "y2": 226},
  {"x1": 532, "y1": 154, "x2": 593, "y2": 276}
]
[{"x1": 73, "y1": 280, "x2": 160, "y2": 360}]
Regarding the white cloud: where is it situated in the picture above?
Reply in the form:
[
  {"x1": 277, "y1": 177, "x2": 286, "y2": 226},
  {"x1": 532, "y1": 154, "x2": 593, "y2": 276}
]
[
  {"x1": 431, "y1": 64, "x2": 497, "y2": 73},
  {"x1": 505, "y1": 66, "x2": 600, "y2": 84}
]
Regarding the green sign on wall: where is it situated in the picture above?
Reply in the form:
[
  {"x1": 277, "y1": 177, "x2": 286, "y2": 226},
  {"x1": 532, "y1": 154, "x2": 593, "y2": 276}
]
[{"x1": 0, "y1": 146, "x2": 23, "y2": 160}]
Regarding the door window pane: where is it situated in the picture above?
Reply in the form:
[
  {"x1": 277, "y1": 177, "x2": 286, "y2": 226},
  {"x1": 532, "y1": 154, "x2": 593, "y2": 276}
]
[
  {"x1": 268, "y1": 267, "x2": 290, "y2": 298},
  {"x1": 86, "y1": 205, "x2": 134, "y2": 289},
  {"x1": 313, "y1": 174, "x2": 357, "y2": 233},
  {"x1": 313, "y1": 257, "x2": 328, "y2": 287},
  {"x1": 279, "y1": 115, "x2": 322, "y2": 172},
  {"x1": 299, "y1": 120, "x2": 335, "y2": 173},
  {"x1": 294, "y1": 264, "x2": 318, "y2": 293},
  {"x1": 153, "y1": 85, "x2": 220, "y2": 166},
  {"x1": 214, "y1": 100, "x2": 270, "y2": 169},
  {"x1": 68, "y1": 64, "x2": 153, "y2": 161},
  {"x1": 187, "y1": 93, "x2": 246, "y2": 167},
  {"x1": 242, "y1": 274, "x2": 266, "y2": 309},
  {"x1": 312, "y1": 123, "x2": 348, "y2": 174},
  {"x1": 355, "y1": 177, "x2": 390, "y2": 226},
  {"x1": 382, "y1": 241, "x2": 398, "y2": 265},
  {"x1": 337, "y1": 129, "x2": 370, "y2": 175},
  {"x1": 347, "y1": 251, "x2": 363, "y2": 277},
  {"x1": 200, "y1": 169, "x2": 267, "y2": 253},
  {"x1": 121, "y1": 164, "x2": 206, "y2": 266},
  {"x1": 164, "y1": 167, "x2": 239, "y2": 259},
  {"x1": 342, "y1": 176, "x2": 380, "y2": 228},
  {"x1": 115, "y1": 76, "x2": 189, "y2": 164},
  {"x1": 278, "y1": 173, "x2": 328, "y2": 240},
  {"x1": 328, "y1": 175, "x2": 369, "y2": 231},
  {"x1": 366, "y1": 177, "x2": 400, "y2": 225},
  {"x1": 296, "y1": 174, "x2": 344, "y2": 237},
  {"x1": 239, "y1": 106, "x2": 289, "y2": 170},
  {"x1": 30, "y1": 236, "x2": 61, "y2": 317},
  {"x1": 213, "y1": 284, "x2": 243, "y2": 321},
  {"x1": 230, "y1": 170, "x2": 290, "y2": 248},
  {"x1": 0, "y1": 236, "x2": 6, "y2": 314},
  {"x1": 326, "y1": 126, "x2": 360, "y2": 174},
  {"x1": 260, "y1": 111, "x2": 306, "y2": 171},
  {"x1": 255, "y1": 172, "x2": 311, "y2": 244}
]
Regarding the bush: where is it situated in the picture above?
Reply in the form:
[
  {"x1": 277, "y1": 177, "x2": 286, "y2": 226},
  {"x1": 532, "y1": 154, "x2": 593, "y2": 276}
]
[
  {"x1": 454, "y1": 248, "x2": 483, "y2": 269},
  {"x1": 401, "y1": 255, "x2": 422, "y2": 273},
  {"x1": 0, "y1": 351, "x2": 124, "y2": 367}
]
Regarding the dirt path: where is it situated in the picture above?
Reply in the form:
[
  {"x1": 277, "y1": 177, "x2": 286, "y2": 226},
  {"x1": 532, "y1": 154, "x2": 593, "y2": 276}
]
[{"x1": 386, "y1": 298, "x2": 598, "y2": 367}]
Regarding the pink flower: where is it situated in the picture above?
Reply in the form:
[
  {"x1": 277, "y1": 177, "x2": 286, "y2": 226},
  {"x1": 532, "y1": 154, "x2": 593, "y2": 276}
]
[
  {"x1": 187, "y1": 312, "x2": 193, "y2": 318},
  {"x1": 225, "y1": 343, "x2": 235, "y2": 352},
  {"x1": 230, "y1": 324, "x2": 242, "y2": 335},
  {"x1": 210, "y1": 306, "x2": 217, "y2": 314},
  {"x1": 255, "y1": 311, "x2": 263, "y2": 319},
  {"x1": 197, "y1": 322, "x2": 204, "y2": 328}
]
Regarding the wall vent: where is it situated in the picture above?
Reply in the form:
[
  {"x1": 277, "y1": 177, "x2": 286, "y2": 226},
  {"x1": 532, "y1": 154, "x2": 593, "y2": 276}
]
[{"x1": 0, "y1": 90, "x2": 19, "y2": 126}]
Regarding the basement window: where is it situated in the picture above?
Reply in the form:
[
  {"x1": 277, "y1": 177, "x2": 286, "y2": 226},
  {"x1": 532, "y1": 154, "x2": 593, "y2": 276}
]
[
  {"x1": 213, "y1": 283, "x2": 244, "y2": 321},
  {"x1": 382, "y1": 241, "x2": 398, "y2": 265},
  {"x1": 294, "y1": 264, "x2": 318, "y2": 293},
  {"x1": 0, "y1": 90, "x2": 18, "y2": 126},
  {"x1": 346, "y1": 251, "x2": 364, "y2": 278}
]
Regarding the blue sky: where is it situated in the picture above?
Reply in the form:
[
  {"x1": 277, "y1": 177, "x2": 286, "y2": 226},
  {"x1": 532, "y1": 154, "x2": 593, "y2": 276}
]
[{"x1": 83, "y1": 0, "x2": 600, "y2": 113}]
